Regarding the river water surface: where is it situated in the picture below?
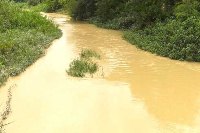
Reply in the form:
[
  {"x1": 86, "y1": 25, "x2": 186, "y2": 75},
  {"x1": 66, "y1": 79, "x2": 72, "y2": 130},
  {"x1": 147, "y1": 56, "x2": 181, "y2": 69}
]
[{"x1": 1, "y1": 13, "x2": 200, "y2": 133}]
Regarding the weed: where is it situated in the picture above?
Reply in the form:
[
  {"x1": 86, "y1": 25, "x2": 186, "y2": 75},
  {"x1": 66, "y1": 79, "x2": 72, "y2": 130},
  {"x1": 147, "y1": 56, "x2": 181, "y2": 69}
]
[
  {"x1": 67, "y1": 59, "x2": 98, "y2": 77},
  {"x1": 67, "y1": 49, "x2": 100, "y2": 78},
  {"x1": 0, "y1": 0, "x2": 62, "y2": 87},
  {"x1": 80, "y1": 49, "x2": 101, "y2": 60},
  {"x1": 0, "y1": 85, "x2": 15, "y2": 133}
]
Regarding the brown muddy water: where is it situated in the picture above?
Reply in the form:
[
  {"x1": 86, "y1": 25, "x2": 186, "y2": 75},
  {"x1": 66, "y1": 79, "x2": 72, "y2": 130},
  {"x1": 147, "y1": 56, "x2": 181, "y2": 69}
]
[{"x1": 0, "y1": 13, "x2": 200, "y2": 133}]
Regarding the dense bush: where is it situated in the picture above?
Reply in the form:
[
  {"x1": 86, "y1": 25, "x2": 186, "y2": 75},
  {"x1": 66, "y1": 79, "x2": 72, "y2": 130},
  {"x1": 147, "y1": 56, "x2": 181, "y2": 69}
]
[
  {"x1": 123, "y1": 1, "x2": 200, "y2": 61},
  {"x1": 27, "y1": 0, "x2": 66, "y2": 13},
  {"x1": 13, "y1": 0, "x2": 28, "y2": 2},
  {"x1": 65, "y1": 0, "x2": 96, "y2": 20},
  {"x1": 0, "y1": 0, "x2": 62, "y2": 86},
  {"x1": 44, "y1": 0, "x2": 59, "y2": 12},
  {"x1": 89, "y1": 0, "x2": 200, "y2": 62},
  {"x1": 174, "y1": 1, "x2": 200, "y2": 21},
  {"x1": 28, "y1": 0, "x2": 41, "y2": 6},
  {"x1": 29, "y1": 0, "x2": 181, "y2": 28},
  {"x1": 16, "y1": 0, "x2": 200, "y2": 62},
  {"x1": 29, "y1": 3, "x2": 49, "y2": 12}
]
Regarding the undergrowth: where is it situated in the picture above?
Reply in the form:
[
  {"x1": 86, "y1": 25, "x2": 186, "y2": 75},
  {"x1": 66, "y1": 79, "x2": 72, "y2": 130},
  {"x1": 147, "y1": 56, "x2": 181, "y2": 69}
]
[
  {"x1": 29, "y1": 3, "x2": 48, "y2": 12},
  {"x1": 91, "y1": 1, "x2": 200, "y2": 62},
  {"x1": 0, "y1": 0, "x2": 62, "y2": 87},
  {"x1": 67, "y1": 49, "x2": 100, "y2": 77},
  {"x1": 15, "y1": 0, "x2": 200, "y2": 62},
  {"x1": 14, "y1": 1, "x2": 66, "y2": 13},
  {"x1": 123, "y1": 2, "x2": 200, "y2": 62}
]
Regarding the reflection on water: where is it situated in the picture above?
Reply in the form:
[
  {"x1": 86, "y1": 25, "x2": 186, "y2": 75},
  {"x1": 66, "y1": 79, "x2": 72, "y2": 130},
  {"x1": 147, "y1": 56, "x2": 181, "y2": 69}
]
[{"x1": 2, "y1": 13, "x2": 200, "y2": 133}]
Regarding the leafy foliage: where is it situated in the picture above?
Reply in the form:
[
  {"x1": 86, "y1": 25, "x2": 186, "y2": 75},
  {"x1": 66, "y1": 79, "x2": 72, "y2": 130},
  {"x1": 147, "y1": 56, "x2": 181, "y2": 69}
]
[
  {"x1": 28, "y1": 0, "x2": 41, "y2": 6},
  {"x1": 0, "y1": 0, "x2": 62, "y2": 86},
  {"x1": 68, "y1": 0, "x2": 181, "y2": 29},
  {"x1": 66, "y1": 0, "x2": 200, "y2": 62},
  {"x1": 15, "y1": 0, "x2": 200, "y2": 62},
  {"x1": 29, "y1": 3, "x2": 49, "y2": 12},
  {"x1": 123, "y1": 1, "x2": 200, "y2": 61},
  {"x1": 64, "y1": 0, "x2": 96, "y2": 20}
]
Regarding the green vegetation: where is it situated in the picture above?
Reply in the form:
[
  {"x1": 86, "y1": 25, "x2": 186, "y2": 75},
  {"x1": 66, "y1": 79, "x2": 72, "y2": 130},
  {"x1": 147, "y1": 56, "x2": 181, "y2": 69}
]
[
  {"x1": 14, "y1": 0, "x2": 67, "y2": 13},
  {"x1": 64, "y1": 0, "x2": 200, "y2": 62},
  {"x1": 0, "y1": 0, "x2": 62, "y2": 86},
  {"x1": 67, "y1": 49, "x2": 100, "y2": 77},
  {"x1": 67, "y1": 59, "x2": 98, "y2": 77},
  {"x1": 14, "y1": 0, "x2": 200, "y2": 62},
  {"x1": 80, "y1": 49, "x2": 101, "y2": 60},
  {"x1": 29, "y1": 3, "x2": 49, "y2": 12},
  {"x1": 123, "y1": 1, "x2": 200, "y2": 61}
]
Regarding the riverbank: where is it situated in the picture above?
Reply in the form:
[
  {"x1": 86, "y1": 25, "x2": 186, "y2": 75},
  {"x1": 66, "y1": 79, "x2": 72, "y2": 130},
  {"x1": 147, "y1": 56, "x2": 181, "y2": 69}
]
[
  {"x1": 67, "y1": 0, "x2": 200, "y2": 62},
  {"x1": 3, "y1": 12, "x2": 200, "y2": 133},
  {"x1": 90, "y1": 3, "x2": 200, "y2": 62},
  {"x1": 0, "y1": 1, "x2": 62, "y2": 87},
  {"x1": 15, "y1": 1, "x2": 200, "y2": 62}
]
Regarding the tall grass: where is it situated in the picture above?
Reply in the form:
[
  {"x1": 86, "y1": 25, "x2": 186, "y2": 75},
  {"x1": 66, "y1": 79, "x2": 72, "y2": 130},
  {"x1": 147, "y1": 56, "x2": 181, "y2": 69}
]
[{"x1": 0, "y1": 0, "x2": 62, "y2": 86}]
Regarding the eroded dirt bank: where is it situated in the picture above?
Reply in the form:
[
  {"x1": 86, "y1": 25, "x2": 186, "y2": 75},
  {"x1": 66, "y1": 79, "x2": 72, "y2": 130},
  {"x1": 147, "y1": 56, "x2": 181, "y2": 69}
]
[{"x1": 1, "y1": 13, "x2": 200, "y2": 133}]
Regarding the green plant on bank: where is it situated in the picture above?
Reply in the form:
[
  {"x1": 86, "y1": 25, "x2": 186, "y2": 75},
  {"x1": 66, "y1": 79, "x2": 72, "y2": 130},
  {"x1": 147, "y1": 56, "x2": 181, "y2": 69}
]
[
  {"x1": 14, "y1": 2, "x2": 49, "y2": 12},
  {"x1": 123, "y1": 1, "x2": 200, "y2": 62},
  {"x1": 67, "y1": 49, "x2": 100, "y2": 77},
  {"x1": 0, "y1": 0, "x2": 62, "y2": 87},
  {"x1": 13, "y1": 2, "x2": 28, "y2": 9},
  {"x1": 14, "y1": 0, "x2": 200, "y2": 62},
  {"x1": 15, "y1": 0, "x2": 67, "y2": 13},
  {"x1": 65, "y1": 0, "x2": 200, "y2": 62},
  {"x1": 29, "y1": 3, "x2": 48, "y2": 12}
]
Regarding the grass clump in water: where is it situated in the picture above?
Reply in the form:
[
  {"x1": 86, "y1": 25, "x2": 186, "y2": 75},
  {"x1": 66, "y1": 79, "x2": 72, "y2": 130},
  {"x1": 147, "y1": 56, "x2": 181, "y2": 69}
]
[
  {"x1": 80, "y1": 49, "x2": 101, "y2": 60},
  {"x1": 67, "y1": 49, "x2": 100, "y2": 77},
  {"x1": 67, "y1": 59, "x2": 98, "y2": 77}
]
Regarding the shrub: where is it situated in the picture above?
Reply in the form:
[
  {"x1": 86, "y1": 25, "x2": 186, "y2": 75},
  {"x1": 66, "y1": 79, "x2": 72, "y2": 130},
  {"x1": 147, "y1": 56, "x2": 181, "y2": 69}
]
[
  {"x1": 65, "y1": 0, "x2": 96, "y2": 20},
  {"x1": 29, "y1": 3, "x2": 48, "y2": 12},
  {"x1": 174, "y1": 1, "x2": 200, "y2": 21},
  {"x1": 0, "y1": 0, "x2": 62, "y2": 86},
  {"x1": 28, "y1": 0, "x2": 41, "y2": 6},
  {"x1": 123, "y1": 3, "x2": 200, "y2": 62},
  {"x1": 45, "y1": 0, "x2": 67, "y2": 12}
]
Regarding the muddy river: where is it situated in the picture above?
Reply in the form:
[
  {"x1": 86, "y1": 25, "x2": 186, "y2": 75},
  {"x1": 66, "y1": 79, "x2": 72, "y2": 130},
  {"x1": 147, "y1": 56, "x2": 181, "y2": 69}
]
[{"x1": 1, "y1": 13, "x2": 200, "y2": 133}]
